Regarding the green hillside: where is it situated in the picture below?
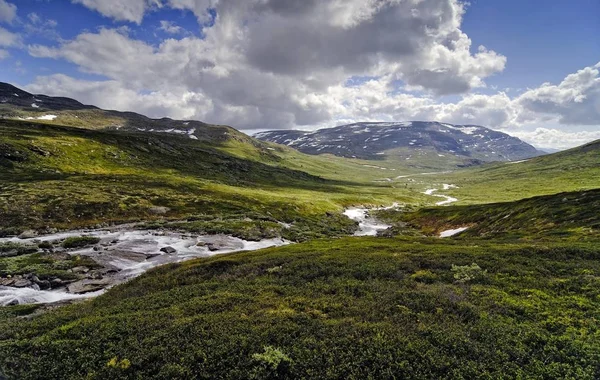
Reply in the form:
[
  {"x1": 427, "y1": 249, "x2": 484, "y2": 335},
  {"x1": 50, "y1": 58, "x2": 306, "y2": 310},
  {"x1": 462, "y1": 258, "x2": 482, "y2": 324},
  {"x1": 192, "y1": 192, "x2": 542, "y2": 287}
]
[
  {"x1": 378, "y1": 189, "x2": 600, "y2": 240},
  {"x1": 0, "y1": 119, "x2": 421, "y2": 240},
  {"x1": 409, "y1": 140, "x2": 600, "y2": 204},
  {"x1": 1, "y1": 237, "x2": 598, "y2": 379}
]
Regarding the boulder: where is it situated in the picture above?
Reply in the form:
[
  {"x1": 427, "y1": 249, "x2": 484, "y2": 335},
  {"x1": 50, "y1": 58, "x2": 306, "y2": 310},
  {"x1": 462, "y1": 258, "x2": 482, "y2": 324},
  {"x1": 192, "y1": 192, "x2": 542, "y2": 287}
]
[
  {"x1": 149, "y1": 206, "x2": 170, "y2": 215},
  {"x1": 71, "y1": 266, "x2": 90, "y2": 274},
  {"x1": 67, "y1": 278, "x2": 112, "y2": 294},
  {"x1": 160, "y1": 246, "x2": 177, "y2": 254},
  {"x1": 0, "y1": 277, "x2": 15, "y2": 286},
  {"x1": 206, "y1": 243, "x2": 219, "y2": 252},
  {"x1": 50, "y1": 278, "x2": 65, "y2": 288},
  {"x1": 36, "y1": 280, "x2": 51, "y2": 290},
  {"x1": 12, "y1": 278, "x2": 33, "y2": 288},
  {"x1": 18, "y1": 230, "x2": 37, "y2": 239},
  {"x1": 86, "y1": 271, "x2": 104, "y2": 280}
]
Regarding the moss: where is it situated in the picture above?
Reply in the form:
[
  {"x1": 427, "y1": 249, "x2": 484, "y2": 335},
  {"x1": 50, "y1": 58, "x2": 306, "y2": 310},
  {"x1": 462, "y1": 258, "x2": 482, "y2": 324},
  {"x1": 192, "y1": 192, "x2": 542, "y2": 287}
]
[{"x1": 61, "y1": 236, "x2": 101, "y2": 249}]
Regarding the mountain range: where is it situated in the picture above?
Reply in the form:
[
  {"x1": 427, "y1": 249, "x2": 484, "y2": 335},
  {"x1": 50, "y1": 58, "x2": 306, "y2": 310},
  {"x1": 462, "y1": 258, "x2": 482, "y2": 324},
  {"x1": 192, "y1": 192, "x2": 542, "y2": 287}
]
[
  {"x1": 255, "y1": 121, "x2": 543, "y2": 162},
  {"x1": 2, "y1": 82, "x2": 543, "y2": 168}
]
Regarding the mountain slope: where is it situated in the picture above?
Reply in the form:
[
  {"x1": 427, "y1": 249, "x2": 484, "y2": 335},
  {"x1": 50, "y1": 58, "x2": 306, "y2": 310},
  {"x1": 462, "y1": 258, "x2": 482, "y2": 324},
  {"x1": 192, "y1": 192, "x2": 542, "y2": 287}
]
[
  {"x1": 415, "y1": 139, "x2": 600, "y2": 204},
  {"x1": 255, "y1": 121, "x2": 542, "y2": 162},
  {"x1": 0, "y1": 82, "x2": 244, "y2": 144},
  {"x1": 378, "y1": 189, "x2": 600, "y2": 240}
]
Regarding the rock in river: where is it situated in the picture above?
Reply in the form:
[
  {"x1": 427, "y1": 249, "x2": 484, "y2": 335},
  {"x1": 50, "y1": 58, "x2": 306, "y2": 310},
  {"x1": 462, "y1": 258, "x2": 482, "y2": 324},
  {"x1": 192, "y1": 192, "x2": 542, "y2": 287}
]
[
  {"x1": 160, "y1": 246, "x2": 177, "y2": 254},
  {"x1": 67, "y1": 278, "x2": 113, "y2": 294}
]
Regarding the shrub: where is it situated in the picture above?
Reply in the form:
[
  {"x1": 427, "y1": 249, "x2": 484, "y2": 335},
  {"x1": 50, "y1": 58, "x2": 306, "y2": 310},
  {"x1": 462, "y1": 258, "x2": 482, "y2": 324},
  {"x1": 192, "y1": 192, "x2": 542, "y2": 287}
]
[
  {"x1": 410, "y1": 269, "x2": 439, "y2": 283},
  {"x1": 451, "y1": 263, "x2": 487, "y2": 283},
  {"x1": 251, "y1": 346, "x2": 293, "y2": 378},
  {"x1": 61, "y1": 236, "x2": 100, "y2": 249}
]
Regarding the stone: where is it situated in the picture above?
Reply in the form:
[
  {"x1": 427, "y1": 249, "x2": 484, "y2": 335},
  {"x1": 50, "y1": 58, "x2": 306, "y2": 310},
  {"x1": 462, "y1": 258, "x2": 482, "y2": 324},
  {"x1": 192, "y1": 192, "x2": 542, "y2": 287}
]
[
  {"x1": 196, "y1": 241, "x2": 207, "y2": 247},
  {"x1": 37, "y1": 280, "x2": 51, "y2": 290},
  {"x1": 71, "y1": 266, "x2": 90, "y2": 274},
  {"x1": 206, "y1": 243, "x2": 219, "y2": 252},
  {"x1": 160, "y1": 246, "x2": 177, "y2": 254},
  {"x1": 149, "y1": 206, "x2": 170, "y2": 215},
  {"x1": 12, "y1": 279, "x2": 33, "y2": 288},
  {"x1": 50, "y1": 278, "x2": 64, "y2": 288},
  {"x1": 86, "y1": 271, "x2": 104, "y2": 280},
  {"x1": 18, "y1": 230, "x2": 37, "y2": 239},
  {"x1": 67, "y1": 278, "x2": 112, "y2": 294},
  {"x1": 0, "y1": 277, "x2": 15, "y2": 286}
]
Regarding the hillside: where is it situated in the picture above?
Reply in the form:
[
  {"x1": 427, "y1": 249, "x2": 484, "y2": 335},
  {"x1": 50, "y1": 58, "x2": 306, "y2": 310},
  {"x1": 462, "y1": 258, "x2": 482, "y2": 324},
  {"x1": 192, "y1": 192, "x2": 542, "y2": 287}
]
[
  {"x1": 1, "y1": 237, "x2": 598, "y2": 379},
  {"x1": 255, "y1": 121, "x2": 542, "y2": 163},
  {"x1": 0, "y1": 119, "x2": 429, "y2": 240},
  {"x1": 407, "y1": 139, "x2": 600, "y2": 204},
  {"x1": 377, "y1": 189, "x2": 600, "y2": 240},
  {"x1": 0, "y1": 82, "x2": 252, "y2": 144}
]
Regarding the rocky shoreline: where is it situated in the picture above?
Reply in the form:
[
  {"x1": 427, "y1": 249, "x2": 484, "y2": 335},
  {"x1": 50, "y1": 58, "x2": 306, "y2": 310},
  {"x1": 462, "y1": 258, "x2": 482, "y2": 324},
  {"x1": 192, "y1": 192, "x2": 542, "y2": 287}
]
[{"x1": 0, "y1": 227, "x2": 290, "y2": 306}]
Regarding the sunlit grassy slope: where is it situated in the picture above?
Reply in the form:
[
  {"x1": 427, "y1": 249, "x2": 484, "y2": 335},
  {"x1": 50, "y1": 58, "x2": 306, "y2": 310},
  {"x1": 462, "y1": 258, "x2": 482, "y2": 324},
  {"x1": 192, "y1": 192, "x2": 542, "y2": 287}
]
[
  {"x1": 377, "y1": 189, "x2": 600, "y2": 241},
  {"x1": 383, "y1": 139, "x2": 599, "y2": 205},
  {"x1": 0, "y1": 120, "x2": 426, "y2": 238},
  {"x1": 1, "y1": 237, "x2": 598, "y2": 379}
]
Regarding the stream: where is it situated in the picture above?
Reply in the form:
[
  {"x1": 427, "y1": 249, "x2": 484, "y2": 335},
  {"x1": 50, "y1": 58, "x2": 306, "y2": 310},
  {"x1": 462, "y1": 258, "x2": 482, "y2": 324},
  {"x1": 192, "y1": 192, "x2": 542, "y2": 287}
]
[
  {"x1": 0, "y1": 228, "x2": 290, "y2": 306},
  {"x1": 343, "y1": 203, "x2": 399, "y2": 236}
]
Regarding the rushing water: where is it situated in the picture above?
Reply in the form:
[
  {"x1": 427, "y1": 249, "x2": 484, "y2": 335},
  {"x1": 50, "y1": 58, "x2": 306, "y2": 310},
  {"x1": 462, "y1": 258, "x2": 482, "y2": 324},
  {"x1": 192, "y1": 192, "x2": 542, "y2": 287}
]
[
  {"x1": 343, "y1": 204, "x2": 399, "y2": 236},
  {"x1": 0, "y1": 229, "x2": 290, "y2": 306}
]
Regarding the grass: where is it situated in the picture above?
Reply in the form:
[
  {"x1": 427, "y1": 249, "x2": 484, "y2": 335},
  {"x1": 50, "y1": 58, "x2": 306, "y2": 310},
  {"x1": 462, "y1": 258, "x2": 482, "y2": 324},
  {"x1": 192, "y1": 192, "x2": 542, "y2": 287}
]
[
  {"x1": 1, "y1": 118, "x2": 599, "y2": 378},
  {"x1": 0, "y1": 237, "x2": 598, "y2": 379},
  {"x1": 401, "y1": 140, "x2": 600, "y2": 205},
  {"x1": 0, "y1": 120, "x2": 420, "y2": 238},
  {"x1": 377, "y1": 189, "x2": 600, "y2": 241}
]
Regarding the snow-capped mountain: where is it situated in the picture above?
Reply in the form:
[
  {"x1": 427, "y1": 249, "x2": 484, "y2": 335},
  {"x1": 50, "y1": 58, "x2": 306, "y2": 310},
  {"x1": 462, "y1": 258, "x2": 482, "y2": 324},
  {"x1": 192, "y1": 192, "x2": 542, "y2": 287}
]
[{"x1": 255, "y1": 121, "x2": 542, "y2": 162}]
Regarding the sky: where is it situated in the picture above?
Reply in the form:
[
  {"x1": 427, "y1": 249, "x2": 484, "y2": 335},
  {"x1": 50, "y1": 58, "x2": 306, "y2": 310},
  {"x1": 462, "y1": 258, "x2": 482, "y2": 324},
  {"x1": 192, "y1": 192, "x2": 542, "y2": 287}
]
[{"x1": 0, "y1": 0, "x2": 599, "y2": 150}]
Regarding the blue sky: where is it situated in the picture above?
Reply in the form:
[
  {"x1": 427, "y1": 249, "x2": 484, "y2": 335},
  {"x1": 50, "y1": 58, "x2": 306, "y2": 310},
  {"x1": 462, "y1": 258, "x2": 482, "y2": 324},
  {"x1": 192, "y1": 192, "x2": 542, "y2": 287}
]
[{"x1": 0, "y1": 0, "x2": 599, "y2": 149}]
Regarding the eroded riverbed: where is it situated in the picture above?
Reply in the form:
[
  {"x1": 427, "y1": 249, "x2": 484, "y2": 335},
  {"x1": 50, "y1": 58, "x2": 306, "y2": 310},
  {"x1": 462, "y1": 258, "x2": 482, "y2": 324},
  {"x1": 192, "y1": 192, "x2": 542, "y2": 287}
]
[{"x1": 0, "y1": 228, "x2": 290, "y2": 306}]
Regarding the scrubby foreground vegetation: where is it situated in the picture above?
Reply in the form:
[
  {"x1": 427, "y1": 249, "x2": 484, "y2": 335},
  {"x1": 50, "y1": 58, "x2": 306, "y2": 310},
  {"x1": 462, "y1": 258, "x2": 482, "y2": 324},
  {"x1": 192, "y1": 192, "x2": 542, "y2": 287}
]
[{"x1": 1, "y1": 237, "x2": 599, "y2": 379}]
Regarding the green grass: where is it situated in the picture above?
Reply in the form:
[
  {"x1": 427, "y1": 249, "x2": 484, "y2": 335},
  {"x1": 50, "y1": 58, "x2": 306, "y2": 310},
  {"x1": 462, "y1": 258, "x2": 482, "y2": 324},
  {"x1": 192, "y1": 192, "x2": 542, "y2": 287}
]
[
  {"x1": 377, "y1": 189, "x2": 600, "y2": 240},
  {"x1": 402, "y1": 140, "x2": 600, "y2": 205},
  {"x1": 0, "y1": 237, "x2": 598, "y2": 379},
  {"x1": 0, "y1": 252, "x2": 99, "y2": 281},
  {"x1": 0, "y1": 120, "x2": 420, "y2": 238}
]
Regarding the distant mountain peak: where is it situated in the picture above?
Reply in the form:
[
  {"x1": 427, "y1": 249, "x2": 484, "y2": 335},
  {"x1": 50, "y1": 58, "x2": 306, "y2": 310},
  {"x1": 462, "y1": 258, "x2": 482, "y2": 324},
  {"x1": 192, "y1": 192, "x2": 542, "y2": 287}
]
[{"x1": 255, "y1": 121, "x2": 543, "y2": 162}]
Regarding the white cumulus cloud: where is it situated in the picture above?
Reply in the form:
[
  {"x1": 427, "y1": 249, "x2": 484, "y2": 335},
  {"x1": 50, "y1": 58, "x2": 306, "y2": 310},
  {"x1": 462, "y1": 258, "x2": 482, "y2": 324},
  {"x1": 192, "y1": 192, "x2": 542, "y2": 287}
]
[{"x1": 0, "y1": 0, "x2": 16, "y2": 24}]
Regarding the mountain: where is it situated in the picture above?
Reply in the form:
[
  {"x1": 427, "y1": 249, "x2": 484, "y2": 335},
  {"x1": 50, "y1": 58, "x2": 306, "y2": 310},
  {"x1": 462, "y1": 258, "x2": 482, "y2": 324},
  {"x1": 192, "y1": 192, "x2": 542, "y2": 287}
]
[
  {"x1": 0, "y1": 82, "x2": 237, "y2": 143},
  {"x1": 255, "y1": 121, "x2": 542, "y2": 162}
]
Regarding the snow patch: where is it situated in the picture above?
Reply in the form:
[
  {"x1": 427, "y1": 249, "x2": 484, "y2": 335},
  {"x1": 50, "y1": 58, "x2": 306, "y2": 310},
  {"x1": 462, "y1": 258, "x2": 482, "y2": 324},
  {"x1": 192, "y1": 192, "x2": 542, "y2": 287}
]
[{"x1": 439, "y1": 227, "x2": 469, "y2": 238}]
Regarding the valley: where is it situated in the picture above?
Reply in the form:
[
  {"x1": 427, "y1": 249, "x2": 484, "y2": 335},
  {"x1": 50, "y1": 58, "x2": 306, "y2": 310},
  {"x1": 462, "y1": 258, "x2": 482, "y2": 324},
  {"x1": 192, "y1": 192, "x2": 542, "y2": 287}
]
[{"x1": 0, "y1": 83, "x2": 598, "y2": 379}]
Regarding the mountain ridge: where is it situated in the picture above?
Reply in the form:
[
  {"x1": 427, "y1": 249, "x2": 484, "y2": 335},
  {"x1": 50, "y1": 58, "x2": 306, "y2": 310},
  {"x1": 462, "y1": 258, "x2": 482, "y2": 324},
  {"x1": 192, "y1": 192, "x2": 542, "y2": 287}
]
[{"x1": 255, "y1": 121, "x2": 543, "y2": 163}]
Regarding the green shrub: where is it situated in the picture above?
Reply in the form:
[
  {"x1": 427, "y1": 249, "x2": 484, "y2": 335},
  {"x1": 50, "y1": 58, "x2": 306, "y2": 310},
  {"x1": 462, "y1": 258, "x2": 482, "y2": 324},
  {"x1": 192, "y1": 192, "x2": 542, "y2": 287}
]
[
  {"x1": 451, "y1": 263, "x2": 487, "y2": 283},
  {"x1": 61, "y1": 236, "x2": 100, "y2": 249},
  {"x1": 410, "y1": 269, "x2": 439, "y2": 283},
  {"x1": 251, "y1": 346, "x2": 293, "y2": 378}
]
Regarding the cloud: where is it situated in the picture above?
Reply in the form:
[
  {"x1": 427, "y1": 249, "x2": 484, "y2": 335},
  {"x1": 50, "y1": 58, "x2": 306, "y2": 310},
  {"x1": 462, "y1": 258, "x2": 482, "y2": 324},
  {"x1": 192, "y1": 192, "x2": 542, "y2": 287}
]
[
  {"x1": 0, "y1": 48, "x2": 8, "y2": 59},
  {"x1": 159, "y1": 20, "x2": 183, "y2": 34},
  {"x1": 507, "y1": 128, "x2": 600, "y2": 150},
  {"x1": 23, "y1": 1, "x2": 600, "y2": 149},
  {"x1": 0, "y1": 26, "x2": 20, "y2": 47},
  {"x1": 25, "y1": 74, "x2": 213, "y2": 121},
  {"x1": 0, "y1": 0, "x2": 16, "y2": 24},
  {"x1": 515, "y1": 63, "x2": 600, "y2": 126},
  {"x1": 71, "y1": 0, "x2": 162, "y2": 24},
  {"x1": 24, "y1": 13, "x2": 60, "y2": 40}
]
